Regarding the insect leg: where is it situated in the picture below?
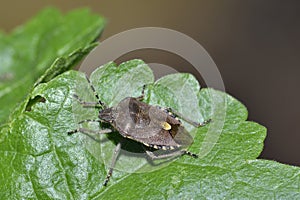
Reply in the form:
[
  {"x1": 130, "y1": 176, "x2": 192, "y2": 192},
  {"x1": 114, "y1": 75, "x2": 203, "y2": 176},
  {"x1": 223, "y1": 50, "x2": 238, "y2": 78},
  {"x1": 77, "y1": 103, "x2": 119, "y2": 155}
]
[
  {"x1": 78, "y1": 119, "x2": 102, "y2": 124},
  {"x1": 145, "y1": 149, "x2": 198, "y2": 160},
  {"x1": 67, "y1": 128, "x2": 112, "y2": 142},
  {"x1": 103, "y1": 142, "x2": 122, "y2": 186},
  {"x1": 84, "y1": 74, "x2": 106, "y2": 109},
  {"x1": 145, "y1": 150, "x2": 183, "y2": 160},
  {"x1": 164, "y1": 107, "x2": 211, "y2": 127},
  {"x1": 136, "y1": 85, "x2": 146, "y2": 101},
  {"x1": 68, "y1": 127, "x2": 112, "y2": 135},
  {"x1": 182, "y1": 150, "x2": 198, "y2": 158}
]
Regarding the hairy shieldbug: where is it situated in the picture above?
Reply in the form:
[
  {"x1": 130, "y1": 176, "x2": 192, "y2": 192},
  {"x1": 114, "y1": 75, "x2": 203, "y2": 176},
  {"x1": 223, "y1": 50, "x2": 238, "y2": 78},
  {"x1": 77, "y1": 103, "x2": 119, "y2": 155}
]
[{"x1": 68, "y1": 74, "x2": 211, "y2": 186}]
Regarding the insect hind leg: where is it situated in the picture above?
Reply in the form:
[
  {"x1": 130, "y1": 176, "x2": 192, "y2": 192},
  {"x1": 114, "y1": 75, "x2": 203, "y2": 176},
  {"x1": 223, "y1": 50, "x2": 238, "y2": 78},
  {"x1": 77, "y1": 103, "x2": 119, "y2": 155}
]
[{"x1": 145, "y1": 149, "x2": 198, "y2": 160}]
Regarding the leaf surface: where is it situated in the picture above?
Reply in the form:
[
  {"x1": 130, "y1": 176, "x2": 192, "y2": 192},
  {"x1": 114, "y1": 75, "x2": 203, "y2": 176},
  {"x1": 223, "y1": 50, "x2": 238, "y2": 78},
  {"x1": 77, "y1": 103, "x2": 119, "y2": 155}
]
[
  {"x1": 0, "y1": 8, "x2": 105, "y2": 124},
  {"x1": 1, "y1": 59, "x2": 299, "y2": 199}
]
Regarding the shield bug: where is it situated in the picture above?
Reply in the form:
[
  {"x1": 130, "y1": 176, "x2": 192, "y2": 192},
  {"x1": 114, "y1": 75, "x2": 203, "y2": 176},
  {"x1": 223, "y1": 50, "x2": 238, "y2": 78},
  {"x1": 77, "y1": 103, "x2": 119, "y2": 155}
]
[{"x1": 68, "y1": 74, "x2": 211, "y2": 186}]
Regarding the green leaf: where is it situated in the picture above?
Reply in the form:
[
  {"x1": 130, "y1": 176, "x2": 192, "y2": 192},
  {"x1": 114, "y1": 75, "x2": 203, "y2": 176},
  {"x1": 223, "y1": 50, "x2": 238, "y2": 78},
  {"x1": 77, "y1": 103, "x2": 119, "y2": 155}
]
[
  {"x1": 1, "y1": 59, "x2": 299, "y2": 199},
  {"x1": 0, "y1": 7, "x2": 105, "y2": 124}
]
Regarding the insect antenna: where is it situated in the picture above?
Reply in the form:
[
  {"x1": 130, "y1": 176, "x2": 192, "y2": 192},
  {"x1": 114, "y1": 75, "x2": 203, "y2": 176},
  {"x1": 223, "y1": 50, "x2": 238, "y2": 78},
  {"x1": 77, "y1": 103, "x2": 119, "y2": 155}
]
[
  {"x1": 85, "y1": 74, "x2": 106, "y2": 109},
  {"x1": 136, "y1": 84, "x2": 146, "y2": 101}
]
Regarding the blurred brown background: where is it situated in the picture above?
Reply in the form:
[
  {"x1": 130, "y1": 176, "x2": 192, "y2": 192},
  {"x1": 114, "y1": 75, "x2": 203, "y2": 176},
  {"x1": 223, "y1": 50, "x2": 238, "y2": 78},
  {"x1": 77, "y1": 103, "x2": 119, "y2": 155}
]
[{"x1": 1, "y1": 1, "x2": 299, "y2": 166}]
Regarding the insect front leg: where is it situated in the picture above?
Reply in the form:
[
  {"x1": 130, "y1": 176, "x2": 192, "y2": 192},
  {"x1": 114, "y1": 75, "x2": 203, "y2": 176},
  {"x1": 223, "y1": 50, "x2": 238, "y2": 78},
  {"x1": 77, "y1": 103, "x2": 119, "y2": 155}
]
[
  {"x1": 67, "y1": 127, "x2": 112, "y2": 135},
  {"x1": 103, "y1": 142, "x2": 122, "y2": 186},
  {"x1": 163, "y1": 107, "x2": 211, "y2": 127},
  {"x1": 68, "y1": 128, "x2": 112, "y2": 142}
]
